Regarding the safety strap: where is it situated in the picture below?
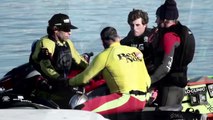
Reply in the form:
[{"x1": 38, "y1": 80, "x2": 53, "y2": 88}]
[{"x1": 129, "y1": 90, "x2": 146, "y2": 96}]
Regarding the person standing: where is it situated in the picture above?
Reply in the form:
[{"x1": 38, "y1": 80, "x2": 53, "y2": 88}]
[
  {"x1": 120, "y1": 9, "x2": 156, "y2": 74},
  {"x1": 151, "y1": 0, "x2": 195, "y2": 106}
]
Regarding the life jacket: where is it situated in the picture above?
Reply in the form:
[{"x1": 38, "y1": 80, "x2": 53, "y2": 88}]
[
  {"x1": 120, "y1": 28, "x2": 155, "y2": 73},
  {"x1": 29, "y1": 39, "x2": 72, "y2": 77},
  {"x1": 146, "y1": 27, "x2": 164, "y2": 74},
  {"x1": 52, "y1": 42, "x2": 72, "y2": 76},
  {"x1": 161, "y1": 22, "x2": 195, "y2": 87},
  {"x1": 171, "y1": 22, "x2": 195, "y2": 68}
]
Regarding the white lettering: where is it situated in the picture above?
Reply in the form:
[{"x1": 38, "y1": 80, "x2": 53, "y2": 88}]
[
  {"x1": 166, "y1": 56, "x2": 173, "y2": 72},
  {"x1": 185, "y1": 87, "x2": 206, "y2": 95},
  {"x1": 63, "y1": 19, "x2": 70, "y2": 23}
]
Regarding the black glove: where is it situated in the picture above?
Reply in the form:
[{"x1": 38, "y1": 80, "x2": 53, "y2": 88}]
[
  {"x1": 55, "y1": 75, "x2": 69, "y2": 87},
  {"x1": 37, "y1": 79, "x2": 52, "y2": 91}
]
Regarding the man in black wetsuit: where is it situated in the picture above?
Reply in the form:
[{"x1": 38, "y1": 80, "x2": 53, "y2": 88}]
[{"x1": 120, "y1": 9, "x2": 156, "y2": 74}]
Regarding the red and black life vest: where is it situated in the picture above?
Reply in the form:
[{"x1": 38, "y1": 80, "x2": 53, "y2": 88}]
[{"x1": 160, "y1": 22, "x2": 195, "y2": 87}]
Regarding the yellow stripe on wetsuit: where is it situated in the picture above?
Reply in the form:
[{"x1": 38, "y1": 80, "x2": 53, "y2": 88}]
[{"x1": 92, "y1": 94, "x2": 146, "y2": 113}]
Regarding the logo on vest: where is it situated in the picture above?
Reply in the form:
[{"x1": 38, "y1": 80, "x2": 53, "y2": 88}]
[
  {"x1": 131, "y1": 44, "x2": 144, "y2": 51},
  {"x1": 117, "y1": 52, "x2": 142, "y2": 63}
]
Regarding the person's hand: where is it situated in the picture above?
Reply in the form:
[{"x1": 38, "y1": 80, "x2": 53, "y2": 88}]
[
  {"x1": 35, "y1": 76, "x2": 52, "y2": 91},
  {"x1": 147, "y1": 88, "x2": 158, "y2": 105},
  {"x1": 37, "y1": 79, "x2": 52, "y2": 91},
  {"x1": 56, "y1": 75, "x2": 69, "y2": 87}
]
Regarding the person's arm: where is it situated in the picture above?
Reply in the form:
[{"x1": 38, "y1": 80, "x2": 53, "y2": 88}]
[
  {"x1": 69, "y1": 52, "x2": 107, "y2": 86},
  {"x1": 40, "y1": 59, "x2": 60, "y2": 79},
  {"x1": 67, "y1": 40, "x2": 88, "y2": 68},
  {"x1": 40, "y1": 40, "x2": 61, "y2": 79},
  {"x1": 31, "y1": 38, "x2": 60, "y2": 80},
  {"x1": 151, "y1": 32, "x2": 180, "y2": 84}
]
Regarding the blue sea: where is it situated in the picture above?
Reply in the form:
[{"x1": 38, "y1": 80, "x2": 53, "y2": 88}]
[{"x1": 0, "y1": 0, "x2": 213, "y2": 78}]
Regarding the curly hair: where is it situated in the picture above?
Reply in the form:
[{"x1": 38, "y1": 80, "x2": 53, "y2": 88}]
[{"x1": 127, "y1": 9, "x2": 149, "y2": 25}]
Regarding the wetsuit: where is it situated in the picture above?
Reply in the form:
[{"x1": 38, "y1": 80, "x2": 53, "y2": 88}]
[
  {"x1": 69, "y1": 42, "x2": 151, "y2": 115},
  {"x1": 151, "y1": 22, "x2": 195, "y2": 106},
  {"x1": 120, "y1": 28, "x2": 157, "y2": 74},
  {"x1": 30, "y1": 36, "x2": 88, "y2": 108},
  {"x1": 30, "y1": 35, "x2": 88, "y2": 80}
]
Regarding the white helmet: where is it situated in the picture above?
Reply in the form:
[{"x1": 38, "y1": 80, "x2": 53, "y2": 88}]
[{"x1": 69, "y1": 93, "x2": 88, "y2": 109}]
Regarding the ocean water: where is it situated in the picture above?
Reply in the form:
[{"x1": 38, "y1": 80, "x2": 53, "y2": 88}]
[{"x1": 0, "y1": 0, "x2": 212, "y2": 78}]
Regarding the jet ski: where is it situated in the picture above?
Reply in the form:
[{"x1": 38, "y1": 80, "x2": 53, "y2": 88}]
[
  {"x1": 182, "y1": 76, "x2": 213, "y2": 119},
  {"x1": 0, "y1": 52, "x2": 96, "y2": 109}
]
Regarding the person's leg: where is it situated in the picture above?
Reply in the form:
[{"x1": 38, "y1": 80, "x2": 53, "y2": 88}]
[
  {"x1": 161, "y1": 86, "x2": 185, "y2": 106},
  {"x1": 82, "y1": 93, "x2": 146, "y2": 115},
  {"x1": 87, "y1": 84, "x2": 109, "y2": 99}
]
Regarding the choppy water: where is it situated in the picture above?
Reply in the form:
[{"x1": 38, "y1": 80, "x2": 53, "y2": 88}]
[{"x1": 0, "y1": 0, "x2": 213, "y2": 78}]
